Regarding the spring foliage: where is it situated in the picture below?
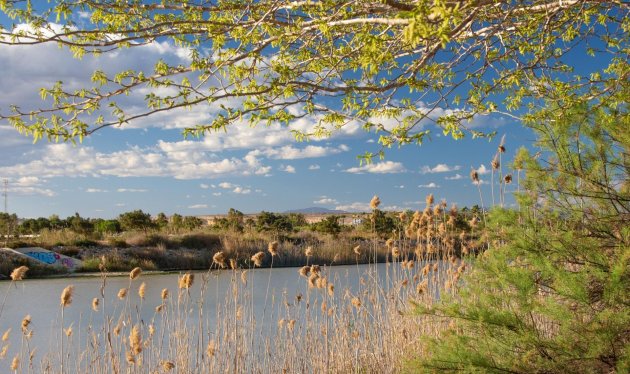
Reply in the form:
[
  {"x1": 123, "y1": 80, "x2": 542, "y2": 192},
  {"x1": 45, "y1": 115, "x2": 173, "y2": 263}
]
[{"x1": 0, "y1": 1, "x2": 627, "y2": 162}]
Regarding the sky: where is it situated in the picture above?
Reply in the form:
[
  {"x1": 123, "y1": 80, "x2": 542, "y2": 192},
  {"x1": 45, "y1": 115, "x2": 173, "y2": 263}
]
[{"x1": 0, "y1": 17, "x2": 537, "y2": 219}]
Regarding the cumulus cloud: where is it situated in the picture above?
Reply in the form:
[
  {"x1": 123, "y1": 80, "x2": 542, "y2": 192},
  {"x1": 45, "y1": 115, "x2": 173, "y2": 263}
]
[
  {"x1": 445, "y1": 174, "x2": 464, "y2": 180},
  {"x1": 117, "y1": 188, "x2": 148, "y2": 193},
  {"x1": 345, "y1": 161, "x2": 406, "y2": 174},
  {"x1": 281, "y1": 165, "x2": 296, "y2": 173},
  {"x1": 420, "y1": 164, "x2": 461, "y2": 174},
  {"x1": 418, "y1": 183, "x2": 440, "y2": 188},
  {"x1": 314, "y1": 197, "x2": 338, "y2": 204},
  {"x1": 308, "y1": 164, "x2": 320, "y2": 170},
  {"x1": 233, "y1": 187, "x2": 251, "y2": 194},
  {"x1": 248, "y1": 144, "x2": 349, "y2": 160},
  {"x1": 3, "y1": 176, "x2": 55, "y2": 197},
  {"x1": 475, "y1": 164, "x2": 491, "y2": 175},
  {"x1": 218, "y1": 182, "x2": 235, "y2": 189},
  {"x1": 188, "y1": 204, "x2": 208, "y2": 209},
  {"x1": 0, "y1": 143, "x2": 272, "y2": 180},
  {"x1": 86, "y1": 188, "x2": 108, "y2": 193},
  {"x1": 334, "y1": 202, "x2": 371, "y2": 212},
  {"x1": 200, "y1": 183, "x2": 210, "y2": 189}
]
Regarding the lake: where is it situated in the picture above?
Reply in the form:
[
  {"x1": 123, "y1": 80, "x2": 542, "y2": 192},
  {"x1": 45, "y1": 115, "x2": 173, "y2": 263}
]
[{"x1": 1, "y1": 262, "x2": 428, "y2": 372}]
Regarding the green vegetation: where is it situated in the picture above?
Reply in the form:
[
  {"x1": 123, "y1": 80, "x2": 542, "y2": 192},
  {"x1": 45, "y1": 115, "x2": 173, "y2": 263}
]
[{"x1": 414, "y1": 101, "x2": 630, "y2": 372}]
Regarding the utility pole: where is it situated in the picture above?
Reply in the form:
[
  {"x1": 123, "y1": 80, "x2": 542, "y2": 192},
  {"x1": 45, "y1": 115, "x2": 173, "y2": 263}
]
[
  {"x1": 2, "y1": 179, "x2": 7, "y2": 245},
  {"x1": 2, "y1": 179, "x2": 7, "y2": 213}
]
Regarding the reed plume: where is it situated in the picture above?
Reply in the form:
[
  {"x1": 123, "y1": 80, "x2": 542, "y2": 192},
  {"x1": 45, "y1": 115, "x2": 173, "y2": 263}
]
[
  {"x1": 60, "y1": 286, "x2": 74, "y2": 307},
  {"x1": 129, "y1": 325, "x2": 142, "y2": 355},
  {"x1": 268, "y1": 241, "x2": 279, "y2": 256},
  {"x1": 117, "y1": 288, "x2": 128, "y2": 300},
  {"x1": 129, "y1": 267, "x2": 142, "y2": 280},
  {"x1": 178, "y1": 273, "x2": 194, "y2": 289},
  {"x1": 10, "y1": 266, "x2": 28, "y2": 281},
  {"x1": 369, "y1": 195, "x2": 381, "y2": 209},
  {"x1": 91, "y1": 298, "x2": 99, "y2": 312},
  {"x1": 138, "y1": 282, "x2": 146, "y2": 299},
  {"x1": 212, "y1": 251, "x2": 227, "y2": 268},
  {"x1": 251, "y1": 251, "x2": 265, "y2": 267}
]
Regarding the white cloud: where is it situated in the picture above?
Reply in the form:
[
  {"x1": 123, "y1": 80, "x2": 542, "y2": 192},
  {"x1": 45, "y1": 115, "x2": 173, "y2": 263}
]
[
  {"x1": 248, "y1": 144, "x2": 349, "y2": 160},
  {"x1": 281, "y1": 165, "x2": 296, "y2": 173},
  {"x1": 86, "y1": 188, "x2": 108, "y2": 193},
  {"x1": 233, "y1": 187, "x2": 251, "y2": 194},
  {"x1": 200, "y1": 183, "x2": 210, "y2": 189},
  {"x1": 212, "y1": 192, "x2": 222, "y2": 196},
  {"x1": 3, "y1": 176, "x2": 55, "y2": 197},
  {"x1": 115, "y1": 203, "x2": 126, "y2": 207},
  {"x1": 308, "y1": 164, "x2": 320, "y2": 170},
  {"x1": 117, "y1": 188, "x2": 148, "y2": 193},
  {"x1": 314, "y1": 197, "x2": 338, "y2": 204},
  {"x1": 395, "y1": 185, "x2": 405, "y2": 189},
  {"x1": 418, "y1": 183, "x2": 440, "y2": 188},
  {"x1": 476, "y1": 164, "x2": 491, "y2": 175},
  {"x1": 445, "y1": 174, "x2": 464, "y2": 180},
  {"x1": 420, "y1": 164, "x2": 461, "y2": 174},
  {"x1": 345, "y1": 161, "x2": 406, "y2": 174},
  {"x1": 0, "y1": 143, "x2": 273, "y2": 181},
  {"x1": 335, "y1": 202, "x2": 371, "y2": 212},
  {"x1": 188, "y1": 204, "x2": 208, "y2": 209},
  {"x1": 218, "y1": 182, "x2": 234, "y2": 189}
]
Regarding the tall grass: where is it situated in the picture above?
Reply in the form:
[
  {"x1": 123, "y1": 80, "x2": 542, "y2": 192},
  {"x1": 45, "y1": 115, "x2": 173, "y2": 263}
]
[{"x1": 0, "y1": 194, "x2": 481, "y2": 373}]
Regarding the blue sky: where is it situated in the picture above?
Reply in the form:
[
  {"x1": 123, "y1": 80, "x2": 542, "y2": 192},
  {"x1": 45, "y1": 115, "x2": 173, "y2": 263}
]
[{"x1": 0, "y1": 18, "x2": 536, "y2": 219}]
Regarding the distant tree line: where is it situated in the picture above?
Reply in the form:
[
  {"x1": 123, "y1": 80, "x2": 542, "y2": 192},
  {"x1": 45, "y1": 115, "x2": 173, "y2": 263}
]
[
  {"x1": 0, "y1": 210, "x2": 205, "y2": 238},
  {"x1": 1, "y1": 205, "x2": 484, "y2": 240}
]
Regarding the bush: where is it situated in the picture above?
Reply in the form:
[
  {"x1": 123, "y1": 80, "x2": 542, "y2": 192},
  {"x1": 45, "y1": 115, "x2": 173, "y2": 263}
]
[
  {"x1": 414, "y1": 103, "x2": 630, "y2": 372},
  {"x1": 178, "y1": 233, "x2": 221, "y2": 250}
]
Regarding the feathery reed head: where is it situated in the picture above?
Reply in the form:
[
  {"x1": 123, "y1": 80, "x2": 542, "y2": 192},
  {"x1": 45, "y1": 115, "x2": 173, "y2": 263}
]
[
  {"x1": 161, "y1": 361, "x2": 175, "y2": 371},
  {"x1": 251, "y1": 251, "x2": 265, "y2": 267},
  {"x1": 129, "y1": 267, "x2": 142, "y2": 280},
  {"x1": 268, "y1": 241, "x2": 279, "y2": 256},
  {"x1": 491, "y1": 154, "x2": 500, "y2": 170},
  {"x1": 425, "y1": 194, "x2": 434, "y2": 206},
  {"x1": 2, "y1": 329, "x2": 10, "y2": 342},
  {"x1": 212, "y1": 251, "x2": 227, "y2": 268},
  {"x1": 498, "y1": 134, "x2": 506, "y2": 153},
  {"x1": 60, "y1": 285, "x2": 74, "y2": 307},
  {"x1": 178, "y1": 273, "x2": 194, "y2": 289},
  {"x1": 470, "y1": 168, "x2": 479, "y2": 183},
  {"x1": 11, "y1": 355, "x2": 18, "y2": 370},
  {"x1": 138, "y1": 282, "x2": 146, "y2": 299},
  {"x1": 129, "y1": 325, "x2": 142, "y2": 355},
  {"x1": 351, "y1": 297, "x2": 362, "y2": 309},
  {"x1": 117, "y1": 288, "x2": 128, "y2": 300},
  {"x1": 230, "y1": 258, "x2": 237, "y2": 270},
  {"x1": 92, "y1": 298, "x2": 99, "y2": 312},
  {"x1": 21, "y1": 315, "x2": 31, "y2": 332},
  {"x1": 353, "y1": 245, "x2": 361, "y2": 255},
  {"x1": 304, "y1": 246, "x2": 313, "y2": 257},
  {"x1": 298, "y1": 266, "x2": 310, "y2": 277},
  {"x1": 207, "y1": 340, "x2": 216, "y2": 357},
  {"x1": 161, "y1": 288, "x2": 169, "y2": 300},
  {"x1": 10, "y1": 266, "x2": 28, "y2": 281},
  {"x1": 369, "y1": 195, "x2": 381, "y2": 209}
]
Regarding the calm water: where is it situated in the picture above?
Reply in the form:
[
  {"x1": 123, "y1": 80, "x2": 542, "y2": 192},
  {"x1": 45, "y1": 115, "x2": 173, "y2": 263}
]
[{"x1": 0, "y1": 263, "x2": 398, "y2": 371}]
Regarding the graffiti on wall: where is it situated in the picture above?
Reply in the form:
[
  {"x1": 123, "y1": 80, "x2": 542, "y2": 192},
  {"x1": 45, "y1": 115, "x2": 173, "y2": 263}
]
[
  {"x1": 12, "y1": 247, "x2": 82, "y2": 270},
  {"x1": 25, "y1": 251, "x2": 75, "y2": 268}
]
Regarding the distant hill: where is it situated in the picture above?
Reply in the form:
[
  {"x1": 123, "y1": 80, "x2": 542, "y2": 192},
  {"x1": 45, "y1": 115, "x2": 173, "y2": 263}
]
[{"x1": 284, "y1": 207, "x2": 348, "y2": 214}]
